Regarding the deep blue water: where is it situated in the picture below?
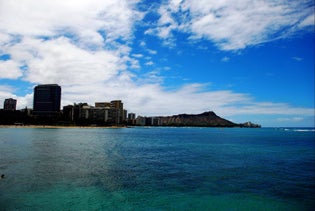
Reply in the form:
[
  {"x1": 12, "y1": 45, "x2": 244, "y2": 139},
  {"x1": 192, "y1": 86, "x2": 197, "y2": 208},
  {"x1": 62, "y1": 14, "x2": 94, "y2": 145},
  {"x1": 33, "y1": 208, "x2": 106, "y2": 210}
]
[{"x1": 0, "y1": 127, "x2": 314, "y2": 210}]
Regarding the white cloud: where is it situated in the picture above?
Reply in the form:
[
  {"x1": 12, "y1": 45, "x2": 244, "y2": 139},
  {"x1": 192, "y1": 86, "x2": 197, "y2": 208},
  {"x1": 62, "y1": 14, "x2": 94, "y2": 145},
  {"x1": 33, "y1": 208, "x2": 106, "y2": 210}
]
[
  {"x1": 16, "y1": 37, "x2": 122, "y2": 85},
  {"x1": 145, "y1": 61, "x2": 154, "y2": 66},
  {"x1": 156, "y1": 5, "x2": 179, "y2": 39},
  {"x1": 139, "y1": 41, "x2": 146, "y2": 47},
  {"x1": 132, "y1": 54, "x2": 143, "y2": 58},
  {"x1": 0, "y1": 85, "x2": 15, "y2": 94},
  {"x1": 221, "y1": 56, "x2": 230, "y2": 62},
  {"x1": 144, "y1": 3, "x2": 180, "y2": 47},
  {"x1": 277, "y1": 117, "x2": 304, "y2": 122},
  {"x1": 0, "y1": 60, "x2": 23, "y2": 79},
  {"x1": 292, "y1": 57, "x2": 303, "y2": 62},
  {"x1": 126, "y1": 85, "x2": 314, "y2": 120},
  {"x1": 151, "y1": 0, "x2": 314, "y2": 51},
  {"x1": 219, "y1": 102, "x2": 315, "y2": 116},
  {"x1": 16, "y1": 94, "x2": 33, "y2": 110},
  {"x1": 0, "y1": 0, "x2": 143, "y2": 45},
  {"x1": 147, "y1": 49, "x2": 157, "y2": 55},
  {"x1": 0, "y1": 32, "x2": 12, "y2": 46},
  {"x1": 298, "y1": 13, "x2": 315, "y2": 28}
]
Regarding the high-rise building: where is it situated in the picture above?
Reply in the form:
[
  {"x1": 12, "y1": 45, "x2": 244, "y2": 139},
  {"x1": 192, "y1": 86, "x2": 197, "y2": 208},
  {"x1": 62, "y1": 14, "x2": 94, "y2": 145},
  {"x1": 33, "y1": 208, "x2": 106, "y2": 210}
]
[
  {"x1": 128, "y1": 113, "x2": 136, "y2": 125},
  {"x1": 110, "y1": 100, "x2": 124, "y2": 124},
  {"x1": 33, "y1": 84, "x2": 61, "y2": 116},
  {"x1": 3, "y1": 98, "x2": 17, "y2": 111},
  {"x1": 128, "y1": 113, "x2": 136, "y2": 120}
]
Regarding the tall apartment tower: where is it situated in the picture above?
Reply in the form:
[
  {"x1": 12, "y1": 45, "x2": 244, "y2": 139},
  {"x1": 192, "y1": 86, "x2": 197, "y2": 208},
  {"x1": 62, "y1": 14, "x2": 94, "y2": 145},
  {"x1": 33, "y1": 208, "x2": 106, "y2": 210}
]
[
  {"x1": 3, "y1": 98, "x2": 17, "y2": 111},
  {"x1": 110, "y1": 100, "x2": 124, "y2": 124},
  {"x1": 33, "y1": 84, "x2": 61, "y2": 116},
  {"x1": 128, "y1": 113, "x2": 136, "y2": 125}
]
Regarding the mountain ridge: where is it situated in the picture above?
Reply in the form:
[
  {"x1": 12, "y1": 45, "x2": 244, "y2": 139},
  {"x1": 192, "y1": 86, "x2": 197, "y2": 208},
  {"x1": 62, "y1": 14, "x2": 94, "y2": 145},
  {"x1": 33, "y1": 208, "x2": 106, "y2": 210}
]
[{"x1": 154, "y1": 111, "x2": 260, "y2": 127}]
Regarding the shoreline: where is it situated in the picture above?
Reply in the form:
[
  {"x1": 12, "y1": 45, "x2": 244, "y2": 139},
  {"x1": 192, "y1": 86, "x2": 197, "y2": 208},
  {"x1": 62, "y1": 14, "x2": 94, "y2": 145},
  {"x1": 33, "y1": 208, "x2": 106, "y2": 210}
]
[
  {"x1": 0, "y1": 124, "x2": 264, "y2": 129},
  {"x1": 0, "y1": 125, "x2": 127, "y2": 129}
]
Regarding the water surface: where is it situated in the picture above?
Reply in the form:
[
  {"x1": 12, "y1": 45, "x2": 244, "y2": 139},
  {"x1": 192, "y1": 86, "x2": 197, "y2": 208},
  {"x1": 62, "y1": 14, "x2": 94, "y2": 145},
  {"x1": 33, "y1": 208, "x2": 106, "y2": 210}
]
[{"x1": 0, "y1": 127, "x2": 314, "y2": 210}]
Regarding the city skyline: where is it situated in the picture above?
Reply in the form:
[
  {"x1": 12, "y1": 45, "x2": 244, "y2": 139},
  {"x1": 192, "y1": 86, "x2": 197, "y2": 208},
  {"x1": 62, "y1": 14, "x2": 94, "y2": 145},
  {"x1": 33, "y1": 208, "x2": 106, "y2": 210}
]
[{"x1": 0, "y1": 0, "x2": 314, "y2": 127}]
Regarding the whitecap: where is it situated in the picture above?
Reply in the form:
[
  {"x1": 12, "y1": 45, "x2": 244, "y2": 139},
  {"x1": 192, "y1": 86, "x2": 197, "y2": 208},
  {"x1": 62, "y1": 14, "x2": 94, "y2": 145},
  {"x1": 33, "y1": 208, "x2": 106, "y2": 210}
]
[{"x1": 293, "y1": 129, "x2": 315, "y2": 132}]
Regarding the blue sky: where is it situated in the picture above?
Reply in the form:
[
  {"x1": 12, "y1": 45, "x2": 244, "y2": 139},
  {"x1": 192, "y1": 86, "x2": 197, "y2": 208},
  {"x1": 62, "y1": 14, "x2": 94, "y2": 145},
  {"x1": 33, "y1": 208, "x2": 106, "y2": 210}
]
[{"x1": 0, "y1": 0, "x2": 314, "y2": 127}]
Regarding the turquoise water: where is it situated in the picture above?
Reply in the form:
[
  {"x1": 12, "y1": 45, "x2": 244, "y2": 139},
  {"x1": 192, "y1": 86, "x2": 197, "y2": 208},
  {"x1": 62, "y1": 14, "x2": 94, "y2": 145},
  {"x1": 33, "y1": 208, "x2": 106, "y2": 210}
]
[{"x1": 0, "y1": 127, "x2": 314, "y2": 210}]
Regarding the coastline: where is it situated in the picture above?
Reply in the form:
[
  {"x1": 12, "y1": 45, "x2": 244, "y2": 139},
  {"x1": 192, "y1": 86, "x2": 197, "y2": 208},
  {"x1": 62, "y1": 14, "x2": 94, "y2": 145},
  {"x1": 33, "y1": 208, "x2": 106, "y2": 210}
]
[
  {"x1": 0, "y1": 124, "x2": 263, "y2": 129},
  {"x1": 0, "y1": 125, "x2": 127, "y2": 129}
]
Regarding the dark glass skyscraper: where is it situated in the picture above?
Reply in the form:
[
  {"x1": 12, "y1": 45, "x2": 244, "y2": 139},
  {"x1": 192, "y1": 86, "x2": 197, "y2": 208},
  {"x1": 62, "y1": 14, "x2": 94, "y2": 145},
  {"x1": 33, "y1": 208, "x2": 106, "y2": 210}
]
[{"x1": 33, "y1": 84, "x2": 61, "y2": 116}]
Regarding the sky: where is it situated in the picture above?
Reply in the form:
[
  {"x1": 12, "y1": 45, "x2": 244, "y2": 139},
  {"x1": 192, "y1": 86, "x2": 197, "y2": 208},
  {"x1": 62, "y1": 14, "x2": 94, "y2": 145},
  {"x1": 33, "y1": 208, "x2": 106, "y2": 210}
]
[{"x1": 0, "y1": 0, "x2": 314, "y2": 127}]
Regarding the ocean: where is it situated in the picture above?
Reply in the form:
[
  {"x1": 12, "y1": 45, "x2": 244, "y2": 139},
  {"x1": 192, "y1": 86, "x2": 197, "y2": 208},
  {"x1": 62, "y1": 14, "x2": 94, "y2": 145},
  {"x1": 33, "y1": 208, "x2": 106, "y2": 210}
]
[{"x1": 0, "y1": 127, "x2": 314, "y2": 210}]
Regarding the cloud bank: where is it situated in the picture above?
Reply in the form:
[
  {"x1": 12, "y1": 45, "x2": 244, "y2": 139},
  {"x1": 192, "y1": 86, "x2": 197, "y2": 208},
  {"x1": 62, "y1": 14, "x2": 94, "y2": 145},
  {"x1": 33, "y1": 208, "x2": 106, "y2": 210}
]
[{"x1": 150, "y1": 0, "x2": 314, "y2": 50}]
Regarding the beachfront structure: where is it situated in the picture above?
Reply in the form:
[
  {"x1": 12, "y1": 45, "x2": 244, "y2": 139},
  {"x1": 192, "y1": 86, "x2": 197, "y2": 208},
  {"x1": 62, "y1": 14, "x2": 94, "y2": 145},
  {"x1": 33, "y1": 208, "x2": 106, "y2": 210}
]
[
  {"x1": 128, "y1": 113, "x2": 136, "y2": 125},
  {"x1": 136, "y1": 116, "x2": 146, "y2": 126},
  {"x1": 134, "y1": 116, "x2": 163, "y2": 126},
  {"x1": 128, "y1": 113, "x2": 136, "y2": 120},
  {"x1": 110, "y1": 100, "x2": 124, "y2": 124},
  {"x1": 63, "y1": 100, "x2": 127, "y2": 125},
  {"x1": 33, "y1": 84, "x2": 61, "y2": 116},
  {"x1": 3, "y1": 98, "x2": 17, "y2": 111}
]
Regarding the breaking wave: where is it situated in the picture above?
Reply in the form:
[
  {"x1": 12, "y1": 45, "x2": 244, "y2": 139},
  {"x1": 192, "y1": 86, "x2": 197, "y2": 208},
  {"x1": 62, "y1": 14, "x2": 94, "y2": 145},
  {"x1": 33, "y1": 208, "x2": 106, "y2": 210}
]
[{"x1": 284, "y1": 128, "x2": 315, "y2": 132}]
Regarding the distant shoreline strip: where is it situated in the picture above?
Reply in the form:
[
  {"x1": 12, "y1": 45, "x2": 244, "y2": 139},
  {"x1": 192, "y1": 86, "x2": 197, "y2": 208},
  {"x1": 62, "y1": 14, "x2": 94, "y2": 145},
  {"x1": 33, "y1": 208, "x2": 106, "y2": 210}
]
[{"x1": 0, "y1": 125, "x2": 127, "y2": 129}]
